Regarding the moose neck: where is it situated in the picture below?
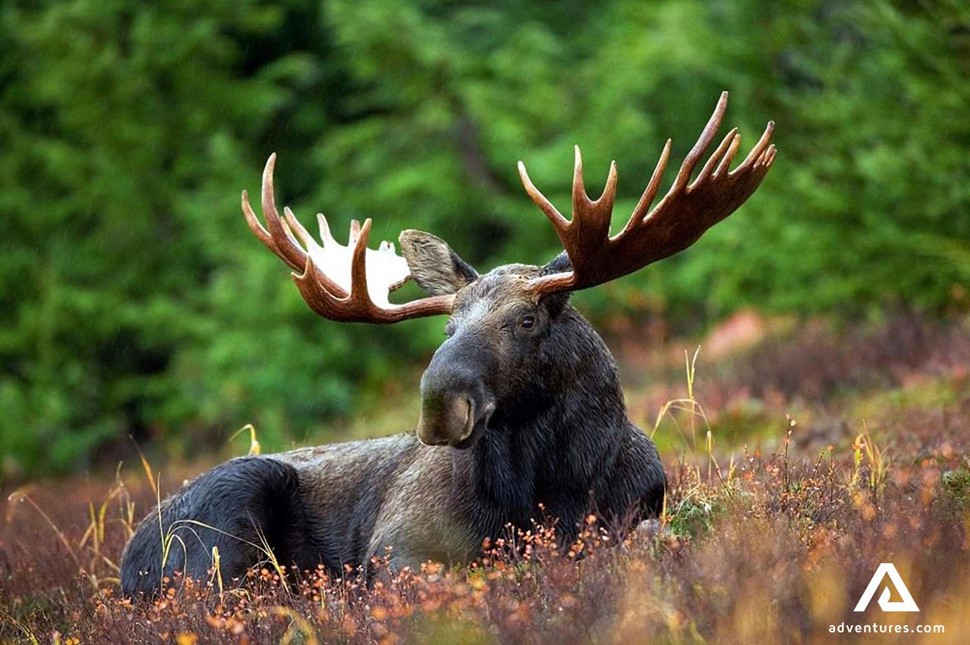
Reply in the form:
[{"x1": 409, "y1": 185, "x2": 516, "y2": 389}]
[{"x1": 458, "y1": 306, "x2": 628, "y2": 529}]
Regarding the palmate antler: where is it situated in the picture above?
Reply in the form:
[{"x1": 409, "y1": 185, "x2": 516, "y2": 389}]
[
  {"x1": 243, "y1": 92, "x2": 775, "y2": 323},
  {"x1": 518, "y1": 91, "x2": 776, "y2": 296},
  {"x1": 242, "y1": 154, "x2": 454, "y2": 322}
]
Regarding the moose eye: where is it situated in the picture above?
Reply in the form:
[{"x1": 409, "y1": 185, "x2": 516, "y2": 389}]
[{"x1": 519, "y1": 314, "x2": 536, "y2": 330}]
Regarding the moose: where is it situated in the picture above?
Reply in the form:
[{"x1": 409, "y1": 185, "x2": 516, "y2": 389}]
[{"x1": 121, "y1": 92, "x2": 775, "y2": 596}]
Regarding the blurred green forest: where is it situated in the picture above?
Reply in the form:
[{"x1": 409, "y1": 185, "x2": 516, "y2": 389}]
[{"x1": 1, "y1": 0, "x2": 967, "y2": 478}]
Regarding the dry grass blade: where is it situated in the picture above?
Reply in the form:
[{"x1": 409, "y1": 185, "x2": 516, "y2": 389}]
[{"x1": 229, "y1": 424, "x2": 262, "y2": 456}]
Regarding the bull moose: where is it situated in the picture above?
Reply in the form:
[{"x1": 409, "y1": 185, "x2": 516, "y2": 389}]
[{"x1": 121, "y1": 92, "x2": 775, "y2": 596}]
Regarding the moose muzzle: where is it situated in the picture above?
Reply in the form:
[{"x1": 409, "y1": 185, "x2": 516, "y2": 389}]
[
  {"x1": 416, "y1": 393, "x2": 476, "y2": 446},
  {"x1": 416, "y1": 333, "x2": 496, "y2": 448}
]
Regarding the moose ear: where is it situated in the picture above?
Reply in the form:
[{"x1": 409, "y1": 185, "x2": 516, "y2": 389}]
[
  {"x1": 541, "y1": 251, "x2": 572, "y2": 276},
  {"x1": 399, "y1": 230, "x2": 478, "y2": 296}
]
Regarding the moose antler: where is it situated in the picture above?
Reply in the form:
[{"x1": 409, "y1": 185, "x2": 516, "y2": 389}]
[
  {"x1": 518, "y1": 91, "x2": 776, "y2": 296},
  {"x1": 242, "y1": 154, "x2": 455, "y2": 323},
  {"x1": 245, "y1": 93, "x2": 774, "y2": 323}
]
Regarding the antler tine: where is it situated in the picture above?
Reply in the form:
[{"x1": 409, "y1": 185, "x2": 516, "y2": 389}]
[
  {"x1": 735, "y1": 120, "x2": 776, "y2": 174},
  {"x1": 317, "y1": 213, "x2": 337, "y2": 246},
  {"x1": 517, "y1": 161, "x2": 569, "y2": 229},
  {"x1": 349, "y1": 219, "x2": 362, "y2": 245},
  {"x1": 259, "y1": 154, "x2": 310, "y2": 273},
  {"x1": 282, "y1": 206, "x2": 317, "y2": 251},
  {"x1": 349, "y1": 218, "x2": 374, "y2": 308},
  {"x1": 241, "y1": 189, "x2": 278, "y2": 255},
  {"x1": 241, "y1": 158, "x2": 307, "y2": 275},
  {"x1": 713, "y1": 131, "x2": 742, "y2": 178},
  {"x1": 572, "y1": 147, "x2": 617, "y2": 233},
  {"x1": 669, "y1": 90, "x2": 729, "y2": 195},
  {"x1": 571, "y1": 145, "x2": 588, "y2": 216},
  {"x1": 694, "y1": 127, "x2": 739, "y2": 186},
  {"x1": 625, "y1": 138, "x2": 672, "y2": 232},
  {"x1": 569, "y1": 147, "x2": 617, "y2": 281}
]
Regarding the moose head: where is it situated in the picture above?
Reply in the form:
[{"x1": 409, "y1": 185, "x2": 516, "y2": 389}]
[{"x1": 242, "y1": 92, "x2": 775, "y2": 449}]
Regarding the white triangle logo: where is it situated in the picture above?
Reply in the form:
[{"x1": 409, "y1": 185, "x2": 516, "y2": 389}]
[{"x1": 854, "y1": 563, "x2": 919, "y2": 613}]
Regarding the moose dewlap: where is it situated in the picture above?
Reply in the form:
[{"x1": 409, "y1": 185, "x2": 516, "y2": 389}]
[{"x1": 120, "y1": 92, "x2": 775, "y2": 597}]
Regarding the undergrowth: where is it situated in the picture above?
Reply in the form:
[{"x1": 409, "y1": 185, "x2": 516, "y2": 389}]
[{"x1": 2, "y1": 319, "x2": 969, "y2": 643}]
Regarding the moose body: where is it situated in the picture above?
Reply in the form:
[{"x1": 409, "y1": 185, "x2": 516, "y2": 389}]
[
  {"x1": 120, "y1": 92, "x2": 774, "y2": 597},
  {"x1": 121, "y1": 269, "x2": 665, "y2": 595}
]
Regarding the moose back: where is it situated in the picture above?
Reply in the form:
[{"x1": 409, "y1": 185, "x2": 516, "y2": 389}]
[{"x1": 120, "y1": 92, "x2": 775, "y2": 596}]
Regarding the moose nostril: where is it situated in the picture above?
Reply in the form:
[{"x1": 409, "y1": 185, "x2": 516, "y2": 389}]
[
  {"x1": 416, "y1": 394, "x2": 474, "y2": 446},
  {"x1": 461, "y1": 397, "x2": 471, "y2": 424}
]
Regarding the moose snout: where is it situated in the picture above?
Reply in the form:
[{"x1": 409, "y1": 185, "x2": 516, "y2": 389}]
[
  {"x1": 417, "y1": 333, "x2": 497, "y2": 447},
  {"x1": 416, "y1": 393, "x2": 476, "y2": 446}
]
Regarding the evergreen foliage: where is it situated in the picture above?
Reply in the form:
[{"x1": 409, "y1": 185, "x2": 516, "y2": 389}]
[{"x1": 1, "y1": 0, "x2": 966, "y2": 476}]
